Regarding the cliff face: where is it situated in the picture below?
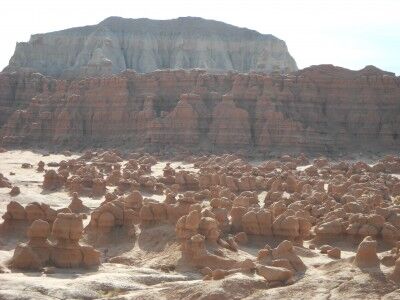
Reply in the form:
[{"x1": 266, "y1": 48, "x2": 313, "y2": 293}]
[
  {"x1": 4, "y1": 17, "x2": 297, "y2": 78},
  {"x1": 0, "y1": 72, "x2": 54, "y2": 131},
  {"x1": 0, "y1": 65, "x2": 399, "y2": 154}
]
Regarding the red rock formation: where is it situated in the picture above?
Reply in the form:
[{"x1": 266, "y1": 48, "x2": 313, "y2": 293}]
[
  {"x1": 0, "y1": 72, "x2": 55, "y2": 133},
  {"x1": 257, "y1": 240, "x2": 306, "y2": 273},
  {"x1": 208, "y1": 94, "x2": 251, "y2": 148},
  {"x1": 9, "y1": 186, "x2": 20, "y2": 196},
  {"x1": 37, "y1": 161, "x2": 45, "y2": 172},
  {"x1": 86, "y1": 191, "x2": 140, "y2": 243},
  {"x1": 68, "y1": 192, "x2": 90, "y2": 213},
  {"x1": 0, "y1": 66, "x2": 399, "y2": 153},
  {"x1": 10, "y1": 219, "x2": 52, "y2": 270},
  {"x1": 354, "y1": 236, "x2": 380, "y2": 268},
  {"x1": 43, "y1": 170, "x2": 67, "y2": 191},
  {"x1": 160, "y1": 93, "x2": 202, "y2": 145},
  {"x1": 9, "y1": 213, "x2": 101, "y2": 270},
  {"x1": 51, "y1": 213, "x2": 100, "y2": 268},
  {"x1": 0, "y1": 173, "x2": 12, "y2": 188},
  {"x1": 1, "y1": 201, "x2": 58, "y2": 236}
]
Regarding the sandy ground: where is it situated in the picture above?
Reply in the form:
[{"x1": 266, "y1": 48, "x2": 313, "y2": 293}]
[
  {"x1": 2, "y1": 222, "x2": 399, "y2": 300},
  {"x1": 0, "y1": 151, "x2": 197, "y2": 216},
  {"x1": 0, "y1": 151, "x2": 399, "y2": 299},
  {"x1": 0, "y1": 151, "x2": 80, "y2": 215}
]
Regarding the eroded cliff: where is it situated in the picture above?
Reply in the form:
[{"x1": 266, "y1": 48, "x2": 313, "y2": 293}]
[
  {"x1": 4, "y1": 17, "x2": 297, "y2": 77},
  {"x1": 0, "y1": 65, "x2": 399, "y2": 155}
]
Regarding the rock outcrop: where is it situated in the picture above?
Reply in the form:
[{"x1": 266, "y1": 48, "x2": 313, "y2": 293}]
[
  {"x1": 0, "y1": 66, "x2": 399, "y2": 153},
  {"x1": 51, "y1": 213, "x2": 100, "y2": 268},
  {"x1": 9, "y1": 213, "x2": 101, "y2": 270},
  {"x1": 354, "y1": 236, "x2": 380, "y2": 268},
  {"x1": 68, "y1": 192, "x2": 90, "y2": 213},
  {"x1": 4, "y1": 17, "x2": 297, "y2": 78},
  {"x1": 1, "y1": 201, "x2": 58, "y2": 236},
  {"x1": 258, "y1": 240, "x2": 306, "y2": 273},
  {"x1": 9, "y1": 219, "x2": 52, "y2": 270}
]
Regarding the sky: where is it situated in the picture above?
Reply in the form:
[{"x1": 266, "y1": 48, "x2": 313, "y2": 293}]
[{"x1": 1, "y1": 0, "x2": 399, "y2": 74}]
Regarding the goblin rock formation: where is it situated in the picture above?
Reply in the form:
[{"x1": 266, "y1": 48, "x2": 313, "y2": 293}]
[
  {"x1": 4, "y1": 17, "x2": 297, "y2": 77},
  {"x1": 9, "y1": 219, "x2": 52, "y2": 270},
  {"x1": 9, "y1": 213, "x2": 100, "y2": 270},
  {"x1": 1, "y1": 149, "x2": 400, "y2": 298},
  {"x1": 68, "y1": 192, "x2": 90, "y2": 213},
  {"x1": 0, "y1": 66, "x2": 399, "y2": 153},
  {"x1": 2, "y1": 13, "x2": 400, "y2": 298},
  {"x1": 51, "y1": 213, "x2": 100, "y2": 268},
  {"x1": 1, "y1": 201, "x2": 58, "y2": 236}
]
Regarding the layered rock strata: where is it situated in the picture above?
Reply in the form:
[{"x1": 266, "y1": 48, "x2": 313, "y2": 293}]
[
  {"x1": 4, "y1": 17, "x2": 297, "y2": 77},
  {"x1": 0, "y1": 65, "x2": 399, "y2": 153}
]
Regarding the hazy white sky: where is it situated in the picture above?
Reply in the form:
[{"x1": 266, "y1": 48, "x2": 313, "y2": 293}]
[{"x1": 1, "y1": 0, "x2": 399, "y2": 74}]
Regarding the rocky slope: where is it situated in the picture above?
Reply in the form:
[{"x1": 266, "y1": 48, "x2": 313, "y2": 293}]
[
  {"x1": 3, "y1": 17, "x2": 297, "y2": 77},
  {"x1": 0, "y1": 65, "x2": 398, "y2": 154}
]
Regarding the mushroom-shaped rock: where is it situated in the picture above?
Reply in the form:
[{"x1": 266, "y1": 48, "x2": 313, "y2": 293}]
[
  {"x1": 28, "y1": 219, "x2": 50, "y2": 239},
  {"x1": 51, "y1": 213, "x2": 100, "y2": 268},
  {"x1": 175, "y1": 208, "x2": 202, "y2": 239},
  {"x1": 25, "y1": 203, "x2": 46, "y2": 223},
  {"x1": 52, "y1": 213, "x2": 84, "y2": 241},
  {"x1": 10, "y1": 219, "x2": 51, "y2": 270},
  {"x1": 37, "y1": 161, "x2": 45, "y2": 172},
  {"x1": 4, "y1": 201, "x2": 26, "y2": 220}
]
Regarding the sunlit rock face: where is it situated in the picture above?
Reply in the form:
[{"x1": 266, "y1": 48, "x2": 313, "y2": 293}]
[
  {"x1": 3, "y1": 16, "x2": 297, "y2": 78},
  {"x1": 0, "y1": 65, "x2": 399, "y2": 154}
]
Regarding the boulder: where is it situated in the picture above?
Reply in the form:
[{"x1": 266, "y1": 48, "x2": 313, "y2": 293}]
[
  {"x1": 257, "y1": 265, "x2": 293, "y2": 282},
  {"x1": 354, "y1": 236, "x2": 379, "y2": 268}
]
